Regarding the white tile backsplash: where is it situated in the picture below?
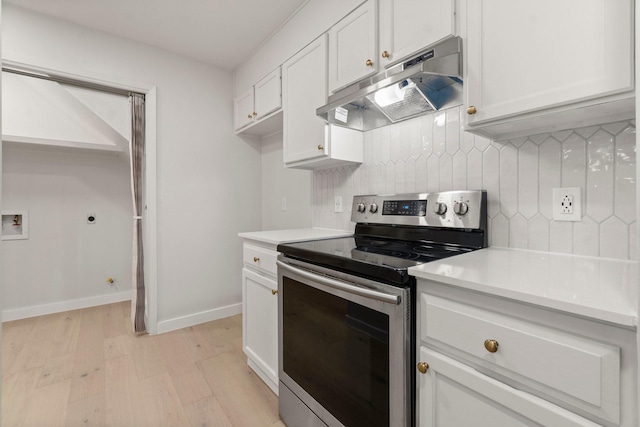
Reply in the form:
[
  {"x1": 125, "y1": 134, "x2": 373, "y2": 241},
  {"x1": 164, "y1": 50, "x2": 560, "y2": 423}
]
[{"x1": 313, "y1": 106, "x2": 637, "y2": 260}]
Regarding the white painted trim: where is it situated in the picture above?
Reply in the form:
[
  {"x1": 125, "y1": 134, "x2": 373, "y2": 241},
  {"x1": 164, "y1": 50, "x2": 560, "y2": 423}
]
[
  {"x1": 155, "y1": 303, "x2": 242, "y2": 335},
  {"x1": 144, "y1": 87, "x2": 158, "y2": 334},
  {"x1": 2, "y1": 290, "x2": 132, "y2": 322}
]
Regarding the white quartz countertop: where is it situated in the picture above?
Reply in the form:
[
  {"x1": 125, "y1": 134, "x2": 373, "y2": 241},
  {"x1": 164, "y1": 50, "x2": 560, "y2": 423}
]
[
  {"x1": 408, "y1": 247, "x2": 638, "y2": 328},
  {"x1": 238, "y1": 227, "x2": 352, "y2": 245}
]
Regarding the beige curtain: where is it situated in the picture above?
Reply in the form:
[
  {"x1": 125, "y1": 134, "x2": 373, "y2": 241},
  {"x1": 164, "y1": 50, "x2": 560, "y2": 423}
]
[{"x1": 130, "y1": 93, "x2": 146, "y2": 334}]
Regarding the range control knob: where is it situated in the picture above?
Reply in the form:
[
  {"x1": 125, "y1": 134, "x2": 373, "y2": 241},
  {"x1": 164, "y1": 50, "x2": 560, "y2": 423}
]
[
  {"x1": 357, "y1": 203, "x2": 367, "y2": 213},
  {"x1": 369, "y1": 203, "x2": 378, "y2": 213},
  {"x1": 433, "y1": 202, "x2": 447, "y2": 216},
  {"x1": 454, "y1": 201, "x2": 469, "y2": 216}
]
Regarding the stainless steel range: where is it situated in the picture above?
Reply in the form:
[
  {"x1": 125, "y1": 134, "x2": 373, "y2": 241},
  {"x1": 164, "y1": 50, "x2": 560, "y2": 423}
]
[{"x1": 277, "y1": 191, "x2": 488, "y2": 427}]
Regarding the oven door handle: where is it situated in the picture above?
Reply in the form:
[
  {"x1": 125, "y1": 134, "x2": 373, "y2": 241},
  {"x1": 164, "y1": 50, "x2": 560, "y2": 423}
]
[{"x1": 277, "y1": 260, "x2": 401, "y2": 305}]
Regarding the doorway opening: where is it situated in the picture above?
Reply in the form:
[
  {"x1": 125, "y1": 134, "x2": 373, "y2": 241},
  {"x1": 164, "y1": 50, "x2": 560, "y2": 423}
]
[{"x1": 1, "y1": 62, "x2": 158, "y2": 334}]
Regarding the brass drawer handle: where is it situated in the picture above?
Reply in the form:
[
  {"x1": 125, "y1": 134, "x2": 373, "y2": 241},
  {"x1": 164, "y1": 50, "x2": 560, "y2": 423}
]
[
  {"x1": 381, "y1": 50, "x2": 390, "y2": 59},
  {"x1": 247, "y1": 113, "x2": 253, "y2": 119},
  {"x1": 417, "y1": 362, "x2": 429, "y2": 374},
  {"x1": 484, "y1": 339, "x2": 499, "y2": 353},
  {"x1": 317, "y1": 144, "x2": 324, "y2": 150},
  {"x1": 467, "y1": 106, "x2": 477, "y2": 115},
  {"x1": 253, "y1": 112, "x2": 257, "y2": 116},
  {"x1": 272, "y1": 289, "x2": 278, "y2": 295},
  {"x1": 365, "y1": 59, "x2": 373, "y2": 67},
  {"x1": 253, "y1": 257, "x2": 260, "y2": 263}
]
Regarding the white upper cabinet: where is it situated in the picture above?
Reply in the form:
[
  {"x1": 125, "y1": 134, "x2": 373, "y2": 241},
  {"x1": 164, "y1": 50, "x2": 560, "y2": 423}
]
[
  {"x1": 234, "y1": 67, "x2": 282, "y2": 135},
  {"x1": 283, "y1": 35, "x2": 328, "y2": 164},
  {"x1": 379, "y1": 0, "x2": 455, "y2": 68},
  {"x1": 234, "y1": 86, "x2": 255, "y2": 131},
  {"x1": 463, "y1": 0, "x2": 634, "y2": 140},
  {"x1": 329, "y1": 0, "x2": 456, "y2": 93},
  {"x1": 328, "y1": 0, "x2": 378, "y2": 93},
  {"x1": 254, "y1": 68, "x2": 282, "y2": 121},
  {"x1": 283, "y1": 34, "x2": 363, "y2": 169}
]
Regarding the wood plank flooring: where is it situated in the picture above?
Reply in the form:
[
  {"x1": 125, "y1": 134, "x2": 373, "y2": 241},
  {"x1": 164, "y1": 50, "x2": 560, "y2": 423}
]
[{"x1": 2, "y1": 301, "x2": 284, "y2": 427}]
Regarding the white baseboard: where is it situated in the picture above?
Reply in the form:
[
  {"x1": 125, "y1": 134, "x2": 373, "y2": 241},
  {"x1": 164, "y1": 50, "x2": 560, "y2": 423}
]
[
  {"x1": 2, "y1": 290, "x2": 133, "y2": 322},
  {"x1": 155, "y1": 303, "x2": 242, "y2": 335}
]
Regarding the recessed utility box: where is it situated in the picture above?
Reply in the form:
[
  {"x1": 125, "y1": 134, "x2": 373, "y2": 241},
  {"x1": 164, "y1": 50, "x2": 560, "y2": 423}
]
[{"x1": 1, "y1": 210, "x2": 29, "y2": 240}]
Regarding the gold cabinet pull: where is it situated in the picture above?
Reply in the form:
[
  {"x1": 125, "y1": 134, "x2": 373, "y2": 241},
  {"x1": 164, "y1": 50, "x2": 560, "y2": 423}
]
[
  {"x1": 381, "y1": 50, "x2": 390, "y2": 59},
  {"x1": 271, "y1": 289, "x2": 278, "y2": 295},
  {"x1": 467, "y1": 106, "x2": 478, "y2": 115},
  {"x1": 484, "y1": 339, "x2": 499, "y2": 353},
  {"x1": 253, "y1": 112, "x2": 257, "y2": 116},
  {"x1": 253, "y1": 257, "x2": 260, "y2": 262},
  {"x1": 365, "y1": 59, "x2": 373, "y2": 67},
  {"x1": 247, "y1": 113, "x2": 253, "y2": 119},
  {"x1": 317, "y1": 144, "x2": 324, "y2": 150},
  {"x1": 417, "y1": 362, "x2": 429, "y2": 374}
]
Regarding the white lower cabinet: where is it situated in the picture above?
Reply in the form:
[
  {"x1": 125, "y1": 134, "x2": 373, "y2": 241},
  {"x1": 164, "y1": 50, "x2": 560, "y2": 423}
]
[
  {"x1": 416, "y1": 281, "x2": 638, "y2": 427},
  {"x1": 418, "y1": 347, "x2": 599, "y2": 427},
  {"x1": 241, "y1": 243, "x2": 279, "y2": 395}
]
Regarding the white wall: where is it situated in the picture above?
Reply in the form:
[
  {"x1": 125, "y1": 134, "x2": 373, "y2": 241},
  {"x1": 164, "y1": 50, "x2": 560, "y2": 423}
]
[
  {"x1": 635, "y1": 0, "x2": 640, "y2": 404},
  {"x1": 2, "y1": 144, "x2": 133, "y2": 317},
  {"x1": 1, "y1": 77, "x2": 136, "y2": 320},
  {"x1": 2, "y1": 5, "x2": 262, "y2": 330},
  {"x1": 260, "y1": 132, "x2": 312, "y2": 230},
  {"x1": 1, "y1": 0, "x2": 4, "y2": 405}
]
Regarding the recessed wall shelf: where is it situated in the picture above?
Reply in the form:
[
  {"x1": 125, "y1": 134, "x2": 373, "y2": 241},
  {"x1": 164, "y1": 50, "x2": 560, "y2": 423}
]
[{"x1": 2, "y1": 210, "x2": 29, "y2": 240}]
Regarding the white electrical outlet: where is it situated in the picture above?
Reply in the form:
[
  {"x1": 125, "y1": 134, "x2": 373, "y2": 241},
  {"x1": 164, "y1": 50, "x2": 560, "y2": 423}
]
[
  {"x1": 334, "y1": 196, "x2": 343, "y2": 213},
  {"x1": 561, "y1": 194, "x2": 573, "y2": 214},
  {"x1": 552, "y1": 188, "x2": 581, "y2": 221}
]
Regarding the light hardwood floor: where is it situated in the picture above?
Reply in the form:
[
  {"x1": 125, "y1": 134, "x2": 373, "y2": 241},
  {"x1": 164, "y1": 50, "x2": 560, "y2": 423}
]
[{"x1": 2, "y1": 301, "x2": 284, "y2": 427}]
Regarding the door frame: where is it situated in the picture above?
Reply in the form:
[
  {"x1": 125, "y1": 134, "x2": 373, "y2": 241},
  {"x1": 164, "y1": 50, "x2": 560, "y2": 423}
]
[{"x1": 2, "y1": 59, "x2": 159, "y2": 334}]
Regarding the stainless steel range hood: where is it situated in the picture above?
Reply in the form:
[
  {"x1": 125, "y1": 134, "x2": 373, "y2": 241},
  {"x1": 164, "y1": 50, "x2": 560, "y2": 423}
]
[{"x1": 317, "y1": 36, "x2": 463, "y2": 132}]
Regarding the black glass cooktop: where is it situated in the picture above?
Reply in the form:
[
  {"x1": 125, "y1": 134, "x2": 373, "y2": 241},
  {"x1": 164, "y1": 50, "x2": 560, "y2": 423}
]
[{"x1": 278, "y1": 235, "x2": 477, "y2": 286}]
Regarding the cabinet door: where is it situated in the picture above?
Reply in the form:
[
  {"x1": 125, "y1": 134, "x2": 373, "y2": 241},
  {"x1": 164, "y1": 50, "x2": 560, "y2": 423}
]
[
  {"x1": 379, "y1": 0, "x2": 454, "y2": 68},
  {"x1": 282, "y1": 34, "x2": 328, "y2": 164},
  {"x1": 234, "y1": 87, "x2": 255, "y2": 130},
  {"x1": 465, "y1": 0, "x2": 633, "y2": 127},
  {"x1": 418, "y1": 348, "x2": 600, "y2": 427},
  {"x1": 255, "y1": 67, "x2": 281, "y2": 120},
  {"x1": 242, "y1": 268, "x2": 278, "y2": 392},
  {"x1": 328, "y1": 0, "x2": 378, "y2": 93}
]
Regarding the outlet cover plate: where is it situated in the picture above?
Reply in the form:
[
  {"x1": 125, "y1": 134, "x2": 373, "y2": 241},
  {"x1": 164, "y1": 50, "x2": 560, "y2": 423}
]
[
  {"x1": 334, "y1": 196, "x2": 343, "y2": 213},
  {"x1": 552, "y1": 188, "x2": 581, "y2": 221}
]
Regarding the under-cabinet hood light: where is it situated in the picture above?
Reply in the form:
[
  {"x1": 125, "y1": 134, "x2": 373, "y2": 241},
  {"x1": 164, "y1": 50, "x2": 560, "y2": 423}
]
[
  {"x1": 372, "y1": 80, "x2": 416, "y2": 107},
  {"x1": 316, "y1": 36, "x2": 463, "y2": 132}
]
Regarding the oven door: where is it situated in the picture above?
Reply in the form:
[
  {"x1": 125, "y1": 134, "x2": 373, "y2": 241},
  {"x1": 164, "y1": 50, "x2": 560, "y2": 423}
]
[{"x1": 277, "y1": 257, "x2": 411, "y2": 427}]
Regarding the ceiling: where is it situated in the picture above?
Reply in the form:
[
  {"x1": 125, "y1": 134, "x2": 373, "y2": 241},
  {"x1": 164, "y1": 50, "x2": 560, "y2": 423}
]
[{"x1": 4, "y1": 0, "x2": 309, "y2": 71}]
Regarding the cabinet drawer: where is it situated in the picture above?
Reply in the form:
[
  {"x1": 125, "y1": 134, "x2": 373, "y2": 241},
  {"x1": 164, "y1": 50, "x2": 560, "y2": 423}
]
[
  {"x1": 421, "y1": 294, "x2": 620, "y2": 424},
  {"x1": 418, "y1": 347, "x2": 600, "y2": 427},
  {"x1": 243, "y1": 243, "x2": 277, "y2": 276}
]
